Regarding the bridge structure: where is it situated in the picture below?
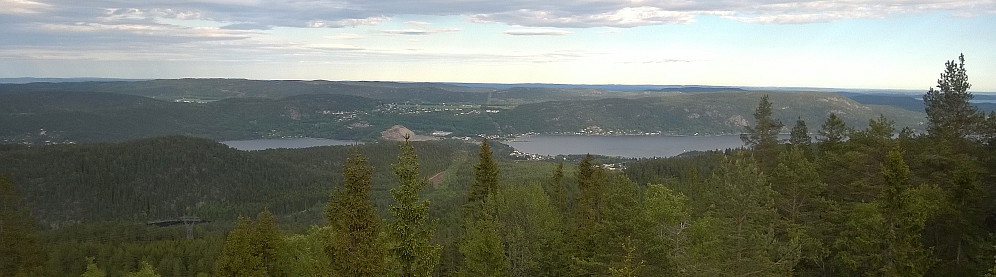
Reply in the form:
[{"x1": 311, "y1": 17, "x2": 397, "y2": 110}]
[{"x1": 146, "y1": 216, "x2": 209, "y2": 239}]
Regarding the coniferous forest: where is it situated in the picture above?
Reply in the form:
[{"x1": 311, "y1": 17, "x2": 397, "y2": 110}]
[{"x1": 3, "y1": 56, "x2": 996, "y2": 276}]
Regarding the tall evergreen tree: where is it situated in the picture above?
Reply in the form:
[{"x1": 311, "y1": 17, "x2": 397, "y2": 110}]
[
  {"x1": 0, "y1": 175, "x2": 46, "y2": 277},
  {"x1": 325, "y1": 151, "x2": 387, "y2": 276},
  {"x1": 573, "y1": 154, "x2": 605, "y2": 274},
  {"x1": 817, "y1": 113, "x2": 849, "y2": 153},
  {"x1": 789, "y1": 117, "x2": 811, "y2": 147},
  {"x1": 918, "y1": 55, "x2": 992, "y2": 275},
  {"x1": 547, "y1": 162, "x2": 570, "y2": 219},
  {"x1": 465, "y1": 139, "x2": 499, "y2": 216},
  {"x1": 836, "y1": 147, "x2": 941, "y2": 276},
  {"x1": 698, "y1": 154, "x2": 799, "y2": 276},
  {"x1": 770, "y1": 147, "x2": 831, "y2": 274},
  {"x1": 741, "y1": 94, "x2": 784, "y2": 166},
  {"x1": 255, "y1": 208, "x2": 286, "y2": 276},
  {"x1": 924, "y1": 54, "x2": 982, "y2": 140},
  {"x1": 388, "y1": 139, "x2": 442, "y2": 277},
  {"x1": 459, "y1": 138, "x2": 508, "y2": 276}
]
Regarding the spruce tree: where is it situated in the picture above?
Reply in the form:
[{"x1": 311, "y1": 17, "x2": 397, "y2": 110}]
[
  {"x1": 325, "y1": 151, "x2": 386, "y2": 276},
  {"x1": 458, "y1": 138, "x2": 509, "y2": 276},
  {"x1": 467, "y1": 139, "x2": 499, "y2": 209},
  {"x1": 573, "y1": 154, "x2": 603, "y2": 274},
  {"x1": 547, "y1": 162, "x2": 569, "y2": 219},
  {"x1": 388, "y1": 139, "x2": 442, "y2": 277}
]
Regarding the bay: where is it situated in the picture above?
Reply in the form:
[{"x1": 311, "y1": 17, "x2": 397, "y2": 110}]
[
  {"x1": 221, "y1": 138, "x2": 360, "y2": 151},
  {"x1": 505, "y1": 135, "x2": 747, "y2": 158}
]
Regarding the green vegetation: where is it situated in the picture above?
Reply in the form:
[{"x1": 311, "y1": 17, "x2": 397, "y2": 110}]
[
  {"x1": 2, "y1": 80, "x2": 927, "y2": 144},
  {"x1": 0, "y1": 55, "x2": 994, "y2": 276}
]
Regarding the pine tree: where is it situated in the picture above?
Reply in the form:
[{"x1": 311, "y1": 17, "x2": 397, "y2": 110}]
[
  {"x1": 770, "y1": 147, "x2": 830, "y2": 274},
  {"x1": 789, "y1": 117, "x2": 811, "y2": 147},
  {"x1": 699, "y1": 154, "x2": 799, "y2": 276},
  {"x1": 325, "y1": 151, "x2": 387, "y2": 276},
  {"x1": 0, "y1": 175, "x2": 46, "y2": 277},
  {"x1": 388, "y1": 139, "x2": 442, "y2": 277},
  {"x1": 924, "y1": 54, "x2": 982, "y2": 140},
  {"x1": 836, "y1": 147, "x2": 941, "y2": 276},
  {"x1": 741, "y1": 94, "x2": 784, "y2": 165},
  {"x1": 817, "y1": 113, "x2": 849, "y2": 153}
]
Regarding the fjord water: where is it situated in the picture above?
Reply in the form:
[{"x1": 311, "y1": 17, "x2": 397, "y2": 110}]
[
  {"x1": 505, "y1": 135, "x2": 746, "y2": 158},
  {"x1": 222, "y1": 138, "x2": 360, "y2": 151}
]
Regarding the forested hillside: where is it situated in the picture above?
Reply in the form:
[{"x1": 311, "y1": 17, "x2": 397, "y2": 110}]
[
  {"x1": 1, "y1": 83, "x2": 927, "y2": 143},
  {"x1": 495, "y1": 91, "x2": 924, "y2": 135},
  {"x1": 0, "y1": 136, "x2": 481, "y2": 226},
  {"x1": 2, "y1": 57, "x2": 996, "y2": 276}
]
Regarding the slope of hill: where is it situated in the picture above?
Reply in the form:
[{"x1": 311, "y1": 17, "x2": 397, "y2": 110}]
[
  {"x1": 1, "y1": 87, "x2": 928, "y2": 143},
  {"x1": 0, "y1": 91, "x2": 384, "y2": 143},
  {"x1": 495, "y1": 91, "x2": 926, "y2": 135},
  {"x1": 0, "y1": 136, "x2": 478, "y2": 226}
]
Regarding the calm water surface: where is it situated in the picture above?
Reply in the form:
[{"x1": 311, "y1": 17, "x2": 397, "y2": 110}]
[
  {"x1": 222, "y1": 138, "x2": 360, "y2": 151},
  {"x1": 505, "y1": 135, "x2": 746, "y2": 158}
]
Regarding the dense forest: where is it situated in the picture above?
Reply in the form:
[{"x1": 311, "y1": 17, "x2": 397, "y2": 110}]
[
  {"x1": 1, "y1": 79, "x2": 929, "y2": 144},
  {"x1": 2, "y1": 56, "x2": 996, "y2": 276}
]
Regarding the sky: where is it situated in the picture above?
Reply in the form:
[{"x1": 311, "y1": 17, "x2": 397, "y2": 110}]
[{"x1": 1, "y1": 0, "x2": 995, "y2": 91}]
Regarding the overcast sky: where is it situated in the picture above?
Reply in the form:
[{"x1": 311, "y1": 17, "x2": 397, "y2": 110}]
[{"x1": 2, "y1": 0, "x2": 994, "y2": 91}]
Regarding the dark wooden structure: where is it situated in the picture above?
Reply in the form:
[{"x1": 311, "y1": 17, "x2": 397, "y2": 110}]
[{"x1": 147, "y1": 216, "x2": 209, "y2": 239}]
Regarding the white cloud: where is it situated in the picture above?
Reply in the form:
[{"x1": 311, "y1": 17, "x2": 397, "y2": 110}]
[
  {"x1": 380, "y1": 28, "x2": 460, "y2": 35},
  {"x1": 306, "y1": 17, "x2": 387, "y2": 28},
  {"x1": 0, "y1": 0, "x2": 50, "y2": 14},
  {"x1": 503, "y1": 29, "x2": 572, "y2": 36},
  {"x1": 405, "y1": 21, "x2": 431, "y2": 26}
]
